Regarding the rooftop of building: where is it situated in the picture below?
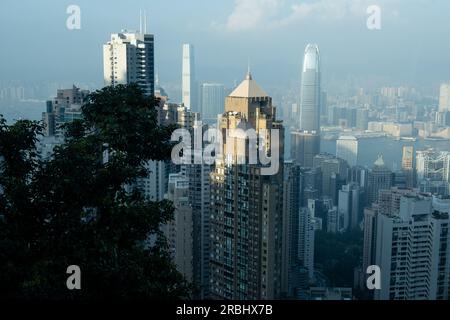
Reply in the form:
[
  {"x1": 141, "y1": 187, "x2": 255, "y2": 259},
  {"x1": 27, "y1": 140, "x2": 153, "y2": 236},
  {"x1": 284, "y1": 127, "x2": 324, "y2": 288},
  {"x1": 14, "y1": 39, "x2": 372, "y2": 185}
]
[{"x1": 229, "y1": 72, "x2": 269, "y2": 98}]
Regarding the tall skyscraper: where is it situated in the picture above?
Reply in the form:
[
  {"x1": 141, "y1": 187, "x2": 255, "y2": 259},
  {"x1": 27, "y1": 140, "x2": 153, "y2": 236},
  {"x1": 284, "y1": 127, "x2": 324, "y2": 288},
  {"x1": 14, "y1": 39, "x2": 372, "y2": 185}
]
[
  {"x1": 200, "y1": 83, "x2": 225, "y2": 124},
  {"x1": 439, "y1": 83, "x2": 450, "y2": 112},
  {"x1": 299, "y1": 44, "x2": 321, "y2": 132},
  {"x1": 367, "y1": 156, "x2": 393, "y2": 206},
  {"x1": 103, "y1": 29, "x2": 155, "y2": 96},
  {"x1": 401, "y1": 146, "x2": 415, "y2": 188},
  {"x1": 336, "y1": 136, "x2": 359, "y2": 167},
  {"x1": 292, "y1": 44, "x2": 321, "y2": 168},
  {"x1": 182, "y1": 120, "x2": 212, "y2": 299},
  {"x1": 297, "y1": 207, "x2": 315, "y2": 280},
  {"x1": 182, "y1": 44, "x2": 197, "y2": 111},
  {"x1": 282, "y1": 162, "x2": 302, "y2": 296},
  {"x1": 374, "y1": 195, "x2": 450, "y2": 300},
  {"x1": 209, "y1": 72, "x2": 284, "y2": 300}
]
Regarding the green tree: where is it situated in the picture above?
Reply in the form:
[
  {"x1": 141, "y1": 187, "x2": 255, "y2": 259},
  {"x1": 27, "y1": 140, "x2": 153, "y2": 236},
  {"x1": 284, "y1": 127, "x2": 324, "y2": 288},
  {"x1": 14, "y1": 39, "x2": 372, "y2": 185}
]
[
  {"x1": 314, "y1": 230, "x2": 363, "y2": 288},
  {"x1": 0, "y1": 84, "x2": 190, "y2": 300}
]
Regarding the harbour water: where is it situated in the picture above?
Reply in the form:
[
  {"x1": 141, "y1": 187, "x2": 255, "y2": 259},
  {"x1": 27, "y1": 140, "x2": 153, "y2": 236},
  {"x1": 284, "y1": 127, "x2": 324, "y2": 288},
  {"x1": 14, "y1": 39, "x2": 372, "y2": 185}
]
[{"x1": 321, "y1": 137, "x2": 450, "y2": 170}]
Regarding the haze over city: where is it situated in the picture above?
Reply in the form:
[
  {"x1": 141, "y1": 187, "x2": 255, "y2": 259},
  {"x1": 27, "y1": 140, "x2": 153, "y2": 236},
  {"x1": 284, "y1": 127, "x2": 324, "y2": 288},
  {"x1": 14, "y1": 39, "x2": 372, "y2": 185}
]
[
  {"x1": 2, "y1": 0, "x2": 450, "y2": 308},
  {"x1": 1, "y1": 0, "x2": 449, "y2": 92}
]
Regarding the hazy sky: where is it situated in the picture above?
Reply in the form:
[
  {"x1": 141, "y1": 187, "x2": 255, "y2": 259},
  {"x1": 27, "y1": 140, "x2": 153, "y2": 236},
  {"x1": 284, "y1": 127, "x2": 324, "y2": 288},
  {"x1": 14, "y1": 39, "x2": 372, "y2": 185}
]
[{"x1": 0, "y1": 0, "x2": 449, "y2": 91}]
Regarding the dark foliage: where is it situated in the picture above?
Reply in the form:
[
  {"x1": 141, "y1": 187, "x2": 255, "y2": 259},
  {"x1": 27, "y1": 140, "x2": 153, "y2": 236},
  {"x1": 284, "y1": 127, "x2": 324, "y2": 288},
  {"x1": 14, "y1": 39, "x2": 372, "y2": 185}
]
[
  {"x1": 314, "y1": 230, "x2": 363, "y2": 288},
  {"x1": 0, "y1": 84, "x2": 190, "y2": 300}
]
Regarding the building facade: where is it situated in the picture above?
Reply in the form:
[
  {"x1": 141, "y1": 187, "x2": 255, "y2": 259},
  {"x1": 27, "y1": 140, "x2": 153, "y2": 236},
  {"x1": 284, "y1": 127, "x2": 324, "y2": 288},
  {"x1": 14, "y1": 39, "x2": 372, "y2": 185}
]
[
  {"x1": 439, "y1": 83, "x2": 450, "y2": 112},
  {"x1": 299, "y1": 44, "x2": 321, "y2": 132},
  {"x1": 42, "y1": 86, "x2": 89, "y2": 138},
  {"x1": 374, "y1": 195, "x2": 450, "y2": 300},
  {"x1": 201, "y1": 83, "x2": 225, "y2": 124},
  {"x1": 209, "y1": 72, "x2": 284, "y2": 300},
  {"x1": 103, "y1": 31, "x2": 155, "y2": 96},
  {"x1": 367, "y1": 156, "x2": 393, "y2": 206},
  {"x1": 182, "y1": 44, "x2": 198, "y2": 111},
  {"x1": 163, "y1": 173, "x2": 194, "y2": 282},
  {"x1": 402, "y1": 146, "x2": 415, "y2": 189},
  {"x1": 416, "y1": 149, "x2": 450, "y2": 196},
  {"x1": 336, "y1": 136, "x2": 359, "y2": 167}
]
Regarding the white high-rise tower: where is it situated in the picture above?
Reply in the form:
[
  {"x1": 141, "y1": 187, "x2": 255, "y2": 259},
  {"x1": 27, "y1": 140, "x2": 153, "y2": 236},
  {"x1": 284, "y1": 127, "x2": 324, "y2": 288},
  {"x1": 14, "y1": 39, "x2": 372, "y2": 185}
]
[
  {"x1": 182, "y1": 44, "x2": 197, "y2": 111},
  {"x1": 103, "y1": 15, "x2": 154, "y2": 96}
]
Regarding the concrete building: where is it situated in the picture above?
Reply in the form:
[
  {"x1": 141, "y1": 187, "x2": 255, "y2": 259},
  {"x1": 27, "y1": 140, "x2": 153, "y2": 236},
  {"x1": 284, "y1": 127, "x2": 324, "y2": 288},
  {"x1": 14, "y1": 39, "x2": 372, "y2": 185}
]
[
  {"x1": 313, "y1": 153, "x2": 349, "y2": 203},
  {"x1": 338, "y1": 183, "x2": 362, "y2": 231},
  {"x1": 182, "y1": 122, "x2": 212, "y2": 299},
  {"x1": 362, "y1": 205, "x2": 379, "y2": 274},
  {"x1": 300, "y1": 167, "x2": 322, "y2": 206},
  {"x1": 336, "y1": 136, "x2": 359, "y2": 167},
  {"x1": 182, "y1": 44, "x2": 198, "y2": 111},
  {"x1": 42, "y1": 86, "x2": 89, "y2": 138},
  {"x1": 439, "y1": 83, "x2": 450, "y2": 112},
  {"x1": 163, "y1": 173, "x2": 194, "y2": 282},
  {"x1": 402, "y1": 146, "x2": 415, "y2": 189},
  {"x1": 103, "y1": 30, "x2": 154, "y2": 96},
  {"x1": 298, "y1": 207, "x2": 315, "y2": 280},
  {"x1": 367, "y1": 156, "x2": 393, "y2": 206},
  {"x1": 327, "y1": 206, "x2": 339, "y2": 233},
  {"x1": 282, "y1": 162, "x2": 302, "y2": 296},
  {"x1": 209, "y1": 72, "x2": 284, "y2": 300},
  {"x1": 348, "y1": 165, "x2": 369, "y2": 190},
  {"x1": 416, "y1": 149, "x2": 450, "y2": 196},
  {"x1": 374, "y1": 195, "x2": 450, "y2": 300},
  {"x1": 291, "y1": 131, "x2": 320, "y2": 168}
]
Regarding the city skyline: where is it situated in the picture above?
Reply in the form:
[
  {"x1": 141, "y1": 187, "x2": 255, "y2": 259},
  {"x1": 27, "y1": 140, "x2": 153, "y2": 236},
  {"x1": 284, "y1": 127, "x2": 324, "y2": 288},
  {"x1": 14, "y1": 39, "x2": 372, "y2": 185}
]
[
  {"x1": 1, "y1": 1, "x2": 450, "y2": 91},
  {"x1": 2, "y1": 0, "x2": 450, "y2": 305}
]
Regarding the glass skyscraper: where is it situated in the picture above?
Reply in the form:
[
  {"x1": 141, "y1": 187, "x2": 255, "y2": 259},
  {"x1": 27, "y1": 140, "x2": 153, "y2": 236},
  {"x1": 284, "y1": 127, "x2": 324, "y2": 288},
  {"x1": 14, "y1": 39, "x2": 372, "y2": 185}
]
[
  {"x1": 299, "y1": 44, "x2": 321, "y2": 133},
  {"x1": 200, "y1": 83, "x2": 225, "y2": 124}
]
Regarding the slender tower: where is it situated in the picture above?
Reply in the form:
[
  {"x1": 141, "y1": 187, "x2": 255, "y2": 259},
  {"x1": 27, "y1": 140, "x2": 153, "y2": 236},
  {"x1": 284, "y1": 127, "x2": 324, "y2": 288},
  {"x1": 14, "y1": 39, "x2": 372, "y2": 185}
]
[
  {"x1": 209, "y1": 71, "x2": 285, "y2": 300},
  {"x1": 299, "y1": 44, "x2": 321, "y2": 132},
  {"x1": 291, "y1": 44, "x2": 321, "y2": 167},
  {"x1": 182, "y1": 44, "x2": 197, "y2": 111}
]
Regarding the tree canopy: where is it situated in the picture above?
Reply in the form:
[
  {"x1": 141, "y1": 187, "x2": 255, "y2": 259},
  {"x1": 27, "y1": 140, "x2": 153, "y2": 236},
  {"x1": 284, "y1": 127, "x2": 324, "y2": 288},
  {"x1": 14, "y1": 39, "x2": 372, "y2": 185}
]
[
  {"x1": 0, "y1": 84, "x2": 190, "y2": 300},
  {"x1": 314, "y1": 230, "x2": 363, "y2": 288}
]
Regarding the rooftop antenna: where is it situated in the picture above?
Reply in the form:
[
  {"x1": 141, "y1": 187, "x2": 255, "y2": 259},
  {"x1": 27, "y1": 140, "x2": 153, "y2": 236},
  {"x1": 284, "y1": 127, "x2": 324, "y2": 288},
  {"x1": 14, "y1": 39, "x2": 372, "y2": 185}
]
[
  {"x1": 246, "y1": 57, "x2": 252, "y2": 80},
  {"x1": 144, "y1": 10, "x2": 148, "y2": 34},
  {"x1": 139, "y1": 10, "x2": 143, "y2": 34}
]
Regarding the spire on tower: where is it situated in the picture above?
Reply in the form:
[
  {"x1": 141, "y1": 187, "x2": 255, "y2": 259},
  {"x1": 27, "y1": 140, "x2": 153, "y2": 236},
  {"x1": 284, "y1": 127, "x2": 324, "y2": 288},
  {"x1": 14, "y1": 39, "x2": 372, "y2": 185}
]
[
  {"x1": 139, "y1": 10, "x2": 143, "y2": 34},
  {"x1": 144, "y1": 10, "x2": 147, "y2": 34},
  {"x1": 246, "y1": 58, "x2": 252, "y2": 80}
]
